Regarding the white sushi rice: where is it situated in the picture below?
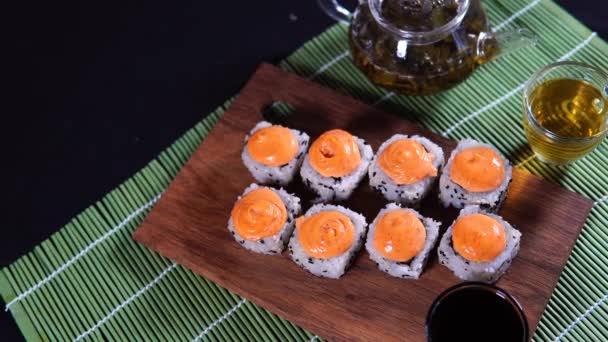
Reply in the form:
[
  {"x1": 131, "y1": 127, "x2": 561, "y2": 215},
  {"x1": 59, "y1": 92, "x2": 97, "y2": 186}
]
[
  {"x1": 288, "y1": 204, "x2": 367, "y2": 279},
  {"x1": 300, "y1": 135, "x2": 373, "y2": 202},
  {"x1": 368, "y1": 135, "x2": 444, "y2": 206},
  {"x1": 437, "y1": 205, "x2": 522, "y2": 283},
  {"x1": 366, "y1": 203, "x2": 441, "y2": 279},
  {"x1": 227, "y1": 183, "x2": 302, "y2": 255},
  {"x1": 242, "y1": 121, "x2": 309, "y2": 186},
  {"x1": 438, "y1": 138, "x2": 512, "y2": 212}
]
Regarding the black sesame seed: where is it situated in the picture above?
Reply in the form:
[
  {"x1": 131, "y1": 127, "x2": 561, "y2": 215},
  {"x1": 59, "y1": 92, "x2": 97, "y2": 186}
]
[
  {"x1": 260, "y1": 239, "x2": 265, "y2": 244},
  {"x1": 231, "y1": 231, "x2": 235, "y2": 236},
  {"x1": 308, "y1": 258, "x2": 314, "y2": 264},
  {"x1": 372, "y1": 172, "x2": 377, "y2": 177}
]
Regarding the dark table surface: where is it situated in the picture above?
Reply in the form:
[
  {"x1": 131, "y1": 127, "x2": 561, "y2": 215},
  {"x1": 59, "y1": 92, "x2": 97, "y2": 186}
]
[{"x1": 3, "y1": 0, "x2": 606, "y2": 339}]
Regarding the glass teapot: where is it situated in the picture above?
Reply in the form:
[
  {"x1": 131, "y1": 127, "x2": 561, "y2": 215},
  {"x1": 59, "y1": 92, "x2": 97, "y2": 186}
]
[{"x1": 319, "y1": 0, "x2": 538, "y2": 95}]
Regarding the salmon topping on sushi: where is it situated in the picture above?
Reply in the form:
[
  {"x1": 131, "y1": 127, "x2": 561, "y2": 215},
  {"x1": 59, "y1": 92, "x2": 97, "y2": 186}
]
[
  {"x1": 231, "y1": 188, "x2": 287, "y2": 241},
  {"x1": 452, "y1": 213, "x2": 506, "y2": 262},
  {"x1": 450, "y1": 147, "x2": 505, "y2": 192},
  {"x1": 373, "y1": 209, "x2": 426, "y2": 262},
  {"x1": 309, "y1": 129, "x2": 361, "y2": 177},
  {"x1": 247, "y1": 126, "x2": 299, "y2": 166},
  {"x1": 296, "y1": 211, "x2": 355, "y2": 259},
  {"x1": 378, "y1": 139, "x2": 438, "y2": 185}
]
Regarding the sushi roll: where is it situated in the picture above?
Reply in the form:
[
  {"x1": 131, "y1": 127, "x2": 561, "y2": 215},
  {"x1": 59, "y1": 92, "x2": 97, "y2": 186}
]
[
  {"x1": 228, "y1": 183, "x2": 301, "y2": 254},
  {"x1": 300, "y1": 129, "x2": 373, "y2": 202},
  {"x1": 366, "y1": 203, "x2": 440, "y2": 279},
  {"x1": 242, "y1": 121, "x2": 309, "y2": 186},
  {"x1": 438, "y1": 205, "x2": 522, "y2": 283},
  {"x1": 368, "y1": 135, "x2": 444, "y2": 206},
  {"x1": 288, "y1": 204, "x2": 367, "y2": 278},
  {"x1": 438, "y1": 139, "x2": 512, "y2": 212}
]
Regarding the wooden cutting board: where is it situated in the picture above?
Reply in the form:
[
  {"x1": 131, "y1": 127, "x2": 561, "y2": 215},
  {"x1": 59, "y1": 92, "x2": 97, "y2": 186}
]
[{"x1": 133, "y1": 63, "x2": 593, "y2": 341}]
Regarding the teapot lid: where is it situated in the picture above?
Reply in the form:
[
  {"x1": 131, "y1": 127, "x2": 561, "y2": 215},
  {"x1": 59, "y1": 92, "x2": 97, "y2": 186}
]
[{"x1": 369, "y1": 0, "x2": 470, "y2": 44}]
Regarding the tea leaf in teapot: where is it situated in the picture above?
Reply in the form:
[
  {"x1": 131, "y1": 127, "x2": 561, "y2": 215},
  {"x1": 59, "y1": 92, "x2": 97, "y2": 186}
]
[
  {"x1": 380, "y1": 0, "x2": 459, "y2": 31},
  {"x1": 350, "y1": 0, "x2": 488, "y2": 95}
]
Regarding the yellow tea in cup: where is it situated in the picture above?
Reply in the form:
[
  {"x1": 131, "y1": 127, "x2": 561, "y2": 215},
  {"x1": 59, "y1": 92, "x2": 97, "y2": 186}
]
[{"x1": 523, "y1": 62, "x2": 608, "y2": 164}]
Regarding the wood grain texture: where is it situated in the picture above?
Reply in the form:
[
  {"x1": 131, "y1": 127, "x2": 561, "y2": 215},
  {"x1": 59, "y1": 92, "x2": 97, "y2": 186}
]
[{"x1": 133, "y1": 63, "x2": 594, "y2": 341}]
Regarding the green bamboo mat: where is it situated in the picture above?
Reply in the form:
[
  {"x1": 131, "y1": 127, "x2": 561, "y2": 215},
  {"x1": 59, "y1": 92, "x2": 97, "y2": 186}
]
[{"x1": 2, "y1": 0, "x2": 608, "y2": 340}]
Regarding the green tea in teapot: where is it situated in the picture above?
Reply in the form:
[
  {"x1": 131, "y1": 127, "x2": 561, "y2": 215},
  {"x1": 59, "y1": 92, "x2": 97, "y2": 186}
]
[
  {"x1": 380, "y1": 0, "x2": 460, "y2": 31},
  {"x1": 349, "y1": 0, "x2": 490, "y2": 95},
  {"x1": 320, "y1": 0, "x2": 536, "y2": 96}
]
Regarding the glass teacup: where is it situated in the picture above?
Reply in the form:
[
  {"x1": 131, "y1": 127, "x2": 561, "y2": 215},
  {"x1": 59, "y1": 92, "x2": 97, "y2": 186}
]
[{"x1": 523, "y1": 61, "x2": 608, "y2": 165}]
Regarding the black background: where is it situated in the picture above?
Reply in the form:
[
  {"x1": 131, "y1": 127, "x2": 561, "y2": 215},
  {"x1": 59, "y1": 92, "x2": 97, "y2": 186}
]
[{"x1": 2, "y1": 1, "x2": 606, "y2": 339}]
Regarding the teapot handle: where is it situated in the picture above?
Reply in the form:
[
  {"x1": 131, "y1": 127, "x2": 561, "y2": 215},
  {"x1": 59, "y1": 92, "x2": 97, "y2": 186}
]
[
  {"x1": 317, "y1": 0, "x2": 353, "y2": 24},
  {"x1": 477, "y1": 28, "x2": 538, "y2": 64}
]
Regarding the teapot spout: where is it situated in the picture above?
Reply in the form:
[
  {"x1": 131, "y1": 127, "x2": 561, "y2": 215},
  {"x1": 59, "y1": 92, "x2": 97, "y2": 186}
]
[{"x1": 477, "y1": 28, "x2": 538, "y2": 64}]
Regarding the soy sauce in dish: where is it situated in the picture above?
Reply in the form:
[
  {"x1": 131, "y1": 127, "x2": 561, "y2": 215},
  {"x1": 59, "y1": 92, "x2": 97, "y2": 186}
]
[{"x1": 426, "y1": 282, "x2": 528, "y2": 342}]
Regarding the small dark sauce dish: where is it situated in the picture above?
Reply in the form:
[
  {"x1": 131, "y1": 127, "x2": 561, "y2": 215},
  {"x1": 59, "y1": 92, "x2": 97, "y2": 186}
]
[{"x1": 426, "y1": 282, "x2": 529, "y2": 342}]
